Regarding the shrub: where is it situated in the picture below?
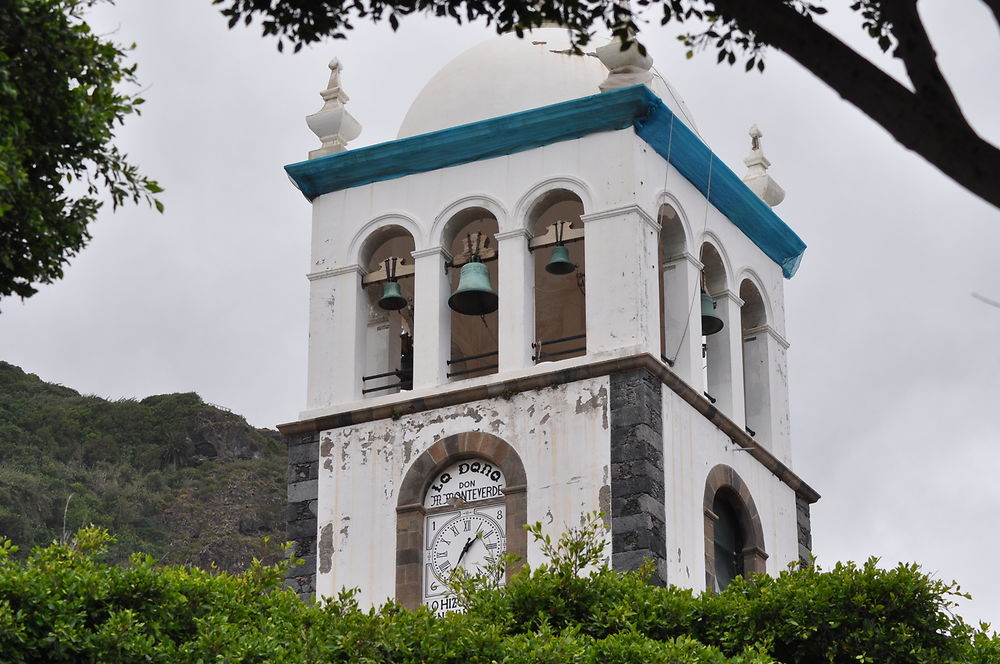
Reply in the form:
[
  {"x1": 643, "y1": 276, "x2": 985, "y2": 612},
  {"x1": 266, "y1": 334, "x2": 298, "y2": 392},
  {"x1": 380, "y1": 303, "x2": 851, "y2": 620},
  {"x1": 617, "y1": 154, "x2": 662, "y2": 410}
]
[{"x1": 0, "y1": 520, "x2": 996, "y2": 664}]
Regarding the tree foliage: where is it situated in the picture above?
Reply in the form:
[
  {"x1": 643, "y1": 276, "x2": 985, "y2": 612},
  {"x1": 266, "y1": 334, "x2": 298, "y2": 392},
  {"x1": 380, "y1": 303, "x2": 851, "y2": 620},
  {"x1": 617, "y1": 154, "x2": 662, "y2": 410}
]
[
  {"x1": 214, "y1": 0, "x2": 1000, "y2": 208},
  {"x1": 1, "y1": 516, "x2": 997, "y2": 664},
  {"x1": 0, "y1": 0, "x2": 162, "y2": 300}
]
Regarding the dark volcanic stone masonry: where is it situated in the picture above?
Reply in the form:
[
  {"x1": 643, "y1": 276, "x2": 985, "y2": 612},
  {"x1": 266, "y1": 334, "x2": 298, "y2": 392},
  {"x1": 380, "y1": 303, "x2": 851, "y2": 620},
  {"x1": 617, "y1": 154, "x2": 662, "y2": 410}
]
[
  {"x1": 609, "y1": 368, "x2": 668, "y2": 586},
  {"x1": 285, "y1": 432, "x2": 319, "y2": 601}
]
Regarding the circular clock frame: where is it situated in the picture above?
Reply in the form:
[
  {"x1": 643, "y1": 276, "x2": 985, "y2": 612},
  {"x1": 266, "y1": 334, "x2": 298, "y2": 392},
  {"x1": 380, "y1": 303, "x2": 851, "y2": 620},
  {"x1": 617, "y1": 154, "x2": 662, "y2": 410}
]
[{"x1": 429, "y1": 510, "x2": 505, "y2": 581}]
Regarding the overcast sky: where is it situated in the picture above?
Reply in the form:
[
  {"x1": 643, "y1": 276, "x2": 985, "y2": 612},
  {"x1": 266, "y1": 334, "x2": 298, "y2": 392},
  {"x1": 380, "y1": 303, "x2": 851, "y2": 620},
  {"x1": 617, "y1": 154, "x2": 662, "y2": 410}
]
[{"x1": 1, "y1": 0, "x2": 998, "y2": 628}]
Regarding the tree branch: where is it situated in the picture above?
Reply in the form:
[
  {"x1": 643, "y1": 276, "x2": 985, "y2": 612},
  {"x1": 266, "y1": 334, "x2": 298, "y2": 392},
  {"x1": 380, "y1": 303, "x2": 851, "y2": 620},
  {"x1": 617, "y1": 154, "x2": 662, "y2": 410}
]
[
  {"x1": 708, "y1": 0, "x2": 1000, "y2": 208},
  {"x1": 881, "y1": 0, "x2": 964, "y2": 120}
]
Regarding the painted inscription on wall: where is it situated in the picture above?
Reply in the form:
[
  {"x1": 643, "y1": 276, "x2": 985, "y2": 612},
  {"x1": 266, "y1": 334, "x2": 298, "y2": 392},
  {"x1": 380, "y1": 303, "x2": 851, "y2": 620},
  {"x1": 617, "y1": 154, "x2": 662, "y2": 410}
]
[{"x1": 422, "y1": 458, "x2": 505, "y2": 508}]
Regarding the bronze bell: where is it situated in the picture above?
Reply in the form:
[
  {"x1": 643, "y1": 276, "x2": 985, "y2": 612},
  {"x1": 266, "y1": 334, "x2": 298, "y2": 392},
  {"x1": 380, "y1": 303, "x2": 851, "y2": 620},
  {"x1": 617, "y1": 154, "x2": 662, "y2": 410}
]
[
  {"x1": 377, "y1": 280, "x2": 406, "y2": 311},
  {"x1": 448, "y1": 259, "x2": 498, "y2": 316},
  {"x1": 545, "y1": 220, "x2": 576, "y2": 275},
  {"x1": 545, "y1": 244, "x2": 575, "y2": 275},
  {"x1": 701, "y1": 292, "x2": 724, "y2": 336},
  {"x1": 376, "y1": 257, "x2": 407, "y2": 311}
]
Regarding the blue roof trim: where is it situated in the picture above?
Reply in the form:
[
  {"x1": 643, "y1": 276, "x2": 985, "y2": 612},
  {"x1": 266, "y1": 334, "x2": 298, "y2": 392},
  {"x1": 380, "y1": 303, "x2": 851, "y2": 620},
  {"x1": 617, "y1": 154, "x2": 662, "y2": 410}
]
[
  {"x1": 632, "y1": 92, "x2": 806, "y2": 278},
  {"x1": 284, "y1": 85, "x2": 806, "y2": 278},
  {"x1": 284, "y1": 87, "x2": 649, "y2": 200}
]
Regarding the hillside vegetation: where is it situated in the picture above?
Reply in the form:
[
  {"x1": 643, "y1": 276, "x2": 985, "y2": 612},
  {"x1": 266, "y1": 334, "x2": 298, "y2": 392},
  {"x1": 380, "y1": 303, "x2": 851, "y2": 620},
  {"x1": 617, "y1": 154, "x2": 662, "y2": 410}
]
[{"x1": 0, "y1": 362, "x2": 286, "y2": 570}]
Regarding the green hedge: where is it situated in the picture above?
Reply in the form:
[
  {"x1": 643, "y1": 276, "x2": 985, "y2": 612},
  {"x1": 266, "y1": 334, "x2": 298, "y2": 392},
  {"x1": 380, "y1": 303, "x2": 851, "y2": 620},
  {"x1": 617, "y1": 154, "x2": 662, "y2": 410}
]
[{"x1": 0, "y1": 522, "x2": 996, "y2": 664}]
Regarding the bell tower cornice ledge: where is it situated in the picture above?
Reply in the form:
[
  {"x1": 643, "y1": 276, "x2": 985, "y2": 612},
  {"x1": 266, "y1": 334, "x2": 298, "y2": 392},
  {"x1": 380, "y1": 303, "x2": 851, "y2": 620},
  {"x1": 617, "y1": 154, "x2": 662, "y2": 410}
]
[
  {"x1": 743, "y1": 324, "x2": 790, "y2": 349},
  {"x1": 410, "y1": 247, "x2": 453, "y2": 261},
  {"x1": 581, "y1": 205, "x2": 659, "y2": 232},
  {"x1": 663, "y1": 252, "x2": 704, "y2": 270},
  {"x1": 307, "y1": 264, "x2": 364, "y2": 281},
  {"x1": 495, "y1": 229, "x2": 533, "y2": 242},
  {"x1": 278, "y1": 352, "x2": 819, "y2": 504},
  {"x1": 710, "y1": 289, "x2": 745, "y2": 307}
]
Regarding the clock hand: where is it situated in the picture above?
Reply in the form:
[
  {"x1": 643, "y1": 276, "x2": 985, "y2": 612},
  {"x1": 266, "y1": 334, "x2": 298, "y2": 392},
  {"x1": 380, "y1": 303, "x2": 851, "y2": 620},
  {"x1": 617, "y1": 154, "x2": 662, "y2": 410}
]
[{"x1": 456, "y1": 536, "x2": 475, "y2": 565}]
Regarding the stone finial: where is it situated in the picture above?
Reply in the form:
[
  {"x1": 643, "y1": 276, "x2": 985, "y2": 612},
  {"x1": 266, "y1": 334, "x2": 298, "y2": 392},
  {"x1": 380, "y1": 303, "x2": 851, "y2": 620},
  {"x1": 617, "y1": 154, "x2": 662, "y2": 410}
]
[
  {"x1": 306, "y1": 58, "x2": 362, "y2": 159},
  {"x1": 596, "y1": 36, "x2": 653, "y2": 93},
  {"x1": 741, "y1": 124, "x2": 785, "y2": 207}
]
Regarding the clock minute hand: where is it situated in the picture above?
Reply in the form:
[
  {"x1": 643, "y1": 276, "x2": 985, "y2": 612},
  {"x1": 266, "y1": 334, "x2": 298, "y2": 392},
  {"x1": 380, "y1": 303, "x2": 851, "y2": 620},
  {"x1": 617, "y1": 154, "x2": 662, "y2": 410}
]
[{"x1": 456, "y1": 536, "x2": 475, "y2": 565}]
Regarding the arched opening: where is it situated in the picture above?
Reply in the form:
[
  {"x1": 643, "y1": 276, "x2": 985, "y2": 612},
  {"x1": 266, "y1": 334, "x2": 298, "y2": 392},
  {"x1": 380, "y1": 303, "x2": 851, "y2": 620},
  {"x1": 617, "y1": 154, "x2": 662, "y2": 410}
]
[
  {"x1": 528, "y1": 190, "x2": 586, "y2": 363},
  {"x1": 360, "y1": 227, "x2": 416, "y2": 397},
  {"x1": 740, "y1": 279, "x2": 771, "y2": 442},
  {"x1": 395, "y1": 432, "x2": 528, "y2": 611},
  {"x1": 658, "y1": 204, "x2": 688, "y2": 363},
  {"x1": 712, "y1": 489, "x2": 745, "y2": 590},
  {"x1": 444, "y1": 209, "x2": 500, "y2": 380},
  {"x1": 703, "y1": 465, "x2": 767, "y2": 592},
  {"x1": 700, "y1": 242, "x2": 728, "y2": 399}
]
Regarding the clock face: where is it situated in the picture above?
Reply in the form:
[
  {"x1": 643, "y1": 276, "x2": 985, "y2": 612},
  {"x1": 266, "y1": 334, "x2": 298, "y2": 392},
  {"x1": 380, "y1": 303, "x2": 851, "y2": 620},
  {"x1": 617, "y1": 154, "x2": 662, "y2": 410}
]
[
  {"x1": 422, "y1": 458, "x2": 506, "y2": 616},
  {"x1": 429, "y1": 510, "x2": 506, "y2": 580}
]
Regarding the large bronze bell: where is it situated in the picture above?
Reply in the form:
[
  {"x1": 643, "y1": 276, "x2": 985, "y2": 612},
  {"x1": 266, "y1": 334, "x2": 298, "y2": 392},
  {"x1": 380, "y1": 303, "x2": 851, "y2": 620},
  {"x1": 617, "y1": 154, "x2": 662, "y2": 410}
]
[
  {"x1": 377, "y1": 280, "x2": 406, "y2": 311},
  {"x1": 700, "y1": 292, "x2": 724, "y2": 336},
  {"x1": 448, "y1": 259, "x2": 498, "y2": 316},
  {"x1": 545, "y1": 244, "x2": 575, "y2": 275}
]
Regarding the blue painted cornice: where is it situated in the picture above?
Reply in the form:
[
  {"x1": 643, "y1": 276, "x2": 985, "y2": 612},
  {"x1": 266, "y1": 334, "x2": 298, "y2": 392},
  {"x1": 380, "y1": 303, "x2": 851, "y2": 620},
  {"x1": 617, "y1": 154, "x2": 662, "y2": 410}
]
[{"x1": 285, "y1": 85, "x2": 806, "y2": 277}]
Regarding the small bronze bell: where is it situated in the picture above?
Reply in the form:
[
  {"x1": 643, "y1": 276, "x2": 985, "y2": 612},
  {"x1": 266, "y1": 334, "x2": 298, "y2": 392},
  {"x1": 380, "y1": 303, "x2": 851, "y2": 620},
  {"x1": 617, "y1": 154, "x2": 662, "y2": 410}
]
[
  {"x1": 378, "y1": 280, "x2": 406, "y2": 311},
  {"x1": 544, "y1": 220, "x2": 576, "y2": 275},
  {"x1": 377, "y1": 257, "x2": 407, "y2": 311},
  {"x1": 448, "y1": 259, "x2": 499, "y2": 316},
  {"x1": 545, "y1": 244, "x2": 575, "y2": 275},
  {"x1": 700, "y1": 292, "x2": 724, "y2": 336}
]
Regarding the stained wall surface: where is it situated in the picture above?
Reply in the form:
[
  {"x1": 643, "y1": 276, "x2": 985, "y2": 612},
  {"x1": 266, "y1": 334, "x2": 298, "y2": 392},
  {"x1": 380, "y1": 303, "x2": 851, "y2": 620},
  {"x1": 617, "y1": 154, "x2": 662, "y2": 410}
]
[{"x1": 314, "y1": 377, "x2": 612, "y2": 607}]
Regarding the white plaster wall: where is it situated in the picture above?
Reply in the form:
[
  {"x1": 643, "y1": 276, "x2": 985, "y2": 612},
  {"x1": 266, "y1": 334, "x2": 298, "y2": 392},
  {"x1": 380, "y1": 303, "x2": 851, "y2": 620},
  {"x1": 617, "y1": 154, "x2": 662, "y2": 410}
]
[
  {"x1": 314, "y1": 376, "x2": 613, "y2": 608},
  {"x1": 660, "y1": 387, "x2": 800, "y2": 590}
]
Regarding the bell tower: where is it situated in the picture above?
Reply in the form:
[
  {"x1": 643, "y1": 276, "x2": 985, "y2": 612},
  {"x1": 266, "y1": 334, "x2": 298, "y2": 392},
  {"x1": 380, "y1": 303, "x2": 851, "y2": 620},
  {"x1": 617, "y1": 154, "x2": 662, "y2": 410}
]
[{"x1": 279, "y1": 31, "x2": 819, "y2": 609}]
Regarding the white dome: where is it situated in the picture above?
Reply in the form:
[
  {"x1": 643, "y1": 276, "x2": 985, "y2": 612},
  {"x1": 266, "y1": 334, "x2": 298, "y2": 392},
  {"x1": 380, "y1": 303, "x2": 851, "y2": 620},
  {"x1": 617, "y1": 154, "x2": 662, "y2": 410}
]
[{"x1": 398, "y1": 28, "x2": 698, "y2": 138}]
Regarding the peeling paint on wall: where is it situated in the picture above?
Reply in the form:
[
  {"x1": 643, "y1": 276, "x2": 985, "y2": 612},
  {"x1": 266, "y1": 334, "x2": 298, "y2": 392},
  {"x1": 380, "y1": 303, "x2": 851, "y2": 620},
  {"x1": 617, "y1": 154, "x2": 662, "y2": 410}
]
[
  {"x1": 574, "y1": 384, "x2": 609, "y2": 429},
  {"x1": 598, "y1": 485, "x2": 611, "y2": 524},
  {"x1": 359, "y1": 436, "x2": 373, "y2": 465},
  {"x1": 340, "y1": 438, "x2": 351, "y2": 471},
  {"x1": 339, "y1": 516, "x2": 350, "y2": 543},
  {"x1": 314, "y1": 376, "x2": 615, "y2": 606},
  {"x1": 318, "y1": 523, "x2": 335, "y2": 573}
]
